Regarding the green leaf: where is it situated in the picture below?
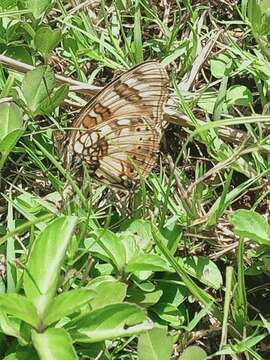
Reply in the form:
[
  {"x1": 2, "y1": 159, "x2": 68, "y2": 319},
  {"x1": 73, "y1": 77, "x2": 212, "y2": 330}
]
[
  {"x1": 69, "y1": 303, "x2": 152, "y2": 343},
  {"x1": 63, "y1": 37, "x2": 78, "y2": 53},
  {"x1": 226, "y1": 85, "x2": 253, "y2": 107},
  {"x1": 210, "y1": 53, "x2": 232, "y2": 78},
  {"x1": 125, "y1": 254, "x2": 171, "y2": 273},
  {"x1": 90, "y1": 229, "x2": 126, "y2": 270},
  {"x1": 38, "y1": 84, "x2": 69, "y2": 115},
  {"x1": 121, "y1": 219, "x2": 153, "y2": 250},
  {"x1": 128, "y1": 286, "x2": 162, "y2": 307},
  {"x1": 197, "y1": 92, "x2": 217, "y2": 114},
  {"x1": 23, "y1": 216, "x2": 77, "y2": 318},
  {"x1": 230, "y1": 209, "x2": 270, "y2": 245},
  {"x1": 0, "y1": 129, "x2": 24, "y2": 153},
  {"x1": 138, "y1": 327, "x2": 174, "y2": 360},
  {"x1": 179, "y1": 345, "x2": 207, "y2": 360},
  {"x1": 22, "y1": 66, "x2": 56, "y2": 114},
  {"x1": 26, "y1": 0, "x2": 51, "y2": 18},
  {"x1": 1, "y1": 0, "x2": 19, "y2": 10},
  {"x1": 34, "y1": 26, "x2": 62, "y2": 57},
  {"x1": 248, "y1": 0, "x2": 262, "y2": 34},
  {"x1": 0, "y1": 311, "x2": 28, "y2": 343},
  {"x1": 151, "y1": 303, "x2": 187, "y2": 326},
  {"x1": 156, "y1": 280, "x2": 187, "y2": 307},
  {"x1": 6, "y1": 45, "x2": 33, "y2": 65},
  {"x1": 0, "y1": 294, "x2": 38, "y2": 328},
  {"x1": 32, "y1": 328, "x2": 78, "y2": 360},
  {"x1": 3, "y1": 349, "x2": 39, "y2": 360},
  {"x1": 261, "y1": 0, "x2": 270, "y2": 12},
  {"x1": 215, "y1": 333, "x2": 267, "y2": 355},
  {"x1": 133, "y1": 0, "x2": 143, "y2": 63},
  {"x1": 87, "y1": 276, "x2": 127, "y2": 310},
  {"x1": 43, "y1": 288, "x2": 96, "y2": 326},
  {"x1": 179, "y1": 256, "x2": 223, "y2": 290},
  {"x1": 259, "y1": 1, "x2": 270, "y2": 35},
  {"x1": 0, "y1": 102, "x2": 24, "y2": 151}
]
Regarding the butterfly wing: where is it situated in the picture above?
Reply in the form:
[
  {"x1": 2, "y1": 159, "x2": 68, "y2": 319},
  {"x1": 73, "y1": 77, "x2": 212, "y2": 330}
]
[{"x1": 68, "y1": 61, "x2": 168, "y2": 188}]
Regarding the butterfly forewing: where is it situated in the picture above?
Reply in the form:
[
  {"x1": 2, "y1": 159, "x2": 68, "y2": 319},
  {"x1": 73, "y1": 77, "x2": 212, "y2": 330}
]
[{"x1": 67, "y1": 61, "x2": 168, "y2": 188}]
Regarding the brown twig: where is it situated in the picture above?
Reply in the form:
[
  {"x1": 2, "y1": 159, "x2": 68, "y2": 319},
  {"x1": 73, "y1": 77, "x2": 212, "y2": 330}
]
[{"x1": 0, "y1": 54, "x2": 100, "y2": 96}]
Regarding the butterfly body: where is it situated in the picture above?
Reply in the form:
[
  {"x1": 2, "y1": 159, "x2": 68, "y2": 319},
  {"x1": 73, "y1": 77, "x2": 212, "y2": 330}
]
[{"x1": 67, "y1": 61, "x2": 168, "y2": 188}]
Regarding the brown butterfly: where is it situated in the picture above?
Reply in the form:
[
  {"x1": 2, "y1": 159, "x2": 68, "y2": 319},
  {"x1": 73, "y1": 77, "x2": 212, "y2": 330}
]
[{"x1": 66, "y1": 61, "x2": 168, "y2": 189}]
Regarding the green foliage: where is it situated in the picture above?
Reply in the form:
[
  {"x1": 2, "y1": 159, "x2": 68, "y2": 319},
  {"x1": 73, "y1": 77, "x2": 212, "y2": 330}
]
[
  {"x1": 0, "y1": 102, "x2": 24, "y2": 169},
  {"x1": 0, "y1": 0, "x2": 270, "y2": 358},
  {"x1": 179, "y1": 345, "x2": 207, "y2": 360},
  {"x1": 22, "y1": 66, "x2": 68, "y2": 115},
  {"x1": 137, "y1": 327, "x2": 174, "y2": 360},
  {"x1": 231, "y1": 209, "x2": 270, "y2": 245},
  {"x1": 34, "y1": 26, "x2": 62, "y2": 58}
]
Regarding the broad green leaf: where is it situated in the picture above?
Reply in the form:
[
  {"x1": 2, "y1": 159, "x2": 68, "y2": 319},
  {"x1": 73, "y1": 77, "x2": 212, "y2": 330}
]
[
  {"x1": 0, "y1": 294, "x2": 38, "y2": 328},
  {"x1": 43, "y1": 288, "x2": 96, "y2": 326},
  {"x1": 22, "y1": 66, "x2": 56, "y2": 114},
  {"x1": 226, "y1": 85, "x2": 252, "y2": 107},
  {"x1": 88, "y1": 276, "x2": 127, "y2": 310},
  {"x1": 23, "y1": 216, "x2": 77, "y2": 317},
  {"x1": 120, "y1": 219, "x2": 168, "y2": 267},
  {"x1": 125, "y1": 254, "x2": 171, "y2": 273},
  {"x1": 63, "y1": 37, "x2": 79, "y2": 53},
  {"x1": 3, "y1": 349, "x2": 39, "y2": 360},
  {"x1": 34, "y1": 26, "x2": 61, "y2": 57},
  {"x1": 179, "y1": 256, "x2": 223, "y2": 290},
  {"x1": 26, "y1": 0, "x2": 51, "y2": 18},
  {"x1": 0, "y1": 129, "x2": 24, "y2": 153},
  {"x1": 128, "y1": 286, "x2": 162, "y2": 307},
  {"x1": 138, "y1": 327, "x2": 174, "y2": 360},
  {"x1": 90, "y1": 229, "x2": 126, "y2": 270},
  {"x1": 32, "y1": 328, "x2": 78, "y2": 360},
  {"x1": 160, "y1": 223, "x2": 183, "y2": 254},
  {"x1": 0, "y1": 103, "x2": 24, "y2": 151},
  {"x1": 118, "y1": 233, "x2": 140, "y2": 263},
  {"x1": 121, "y1": 219, "x2": 153, "y2": 250},
  {"x1": 0, "y1": 312, "x2": 27, "y2": 343},
  {"x1": 156, "y1": 280, "x2": 187, "y2": 307},
  {"x1": 6, "y1": 45, "x2": 33, "y2": 65},
  {"x1": 151, "y1": 303, "x2": 187, "y2": 326},
  {"x1": 69, "y1": 303, "x2": 152, "y2": 343},
  {"x1": 210, "y1": 53, "x2": 232, "y2": 78},
  {"x1": 38, "y1": 84, "x2": 69, "y2": 115},
  {"x1": 179, "y1": 345, "x2": 207, "y2": 360},
  {"x1": 231, "y1": 209, "x2": 270, "y2": 245}
]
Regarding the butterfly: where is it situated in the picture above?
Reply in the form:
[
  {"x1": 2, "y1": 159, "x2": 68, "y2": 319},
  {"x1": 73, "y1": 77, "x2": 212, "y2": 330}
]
[{"x1": 66, "y1": 61, "x2": 169, "y2": 189}]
